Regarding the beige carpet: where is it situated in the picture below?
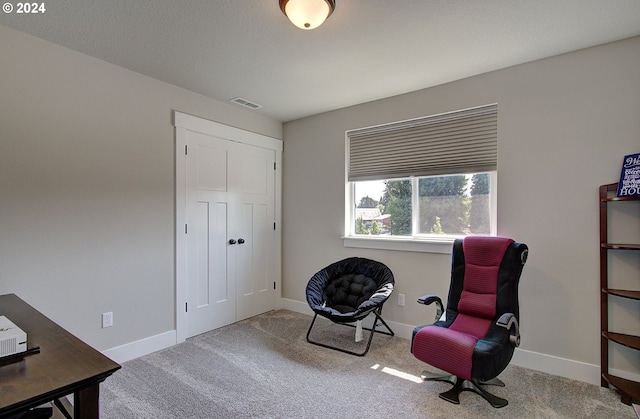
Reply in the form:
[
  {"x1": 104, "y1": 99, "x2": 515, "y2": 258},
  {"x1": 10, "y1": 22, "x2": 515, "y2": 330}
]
[{"x1": 100, "y1": 310, "x2": 636, "y2": 418}]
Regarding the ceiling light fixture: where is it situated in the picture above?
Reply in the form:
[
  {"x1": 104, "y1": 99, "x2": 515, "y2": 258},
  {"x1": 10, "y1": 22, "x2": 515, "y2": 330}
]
[{"x1": 279, "y1": 0, "x2": 336, "y2": 30}]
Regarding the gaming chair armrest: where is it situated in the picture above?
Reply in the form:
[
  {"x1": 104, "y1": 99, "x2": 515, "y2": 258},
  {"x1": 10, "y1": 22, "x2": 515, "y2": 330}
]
[
  {"x1": 497, "y1": 313, "x2": 520, "y2": 347},
  {"x1": 417, "y1": 294, "x2": 443, "y2": 322}
]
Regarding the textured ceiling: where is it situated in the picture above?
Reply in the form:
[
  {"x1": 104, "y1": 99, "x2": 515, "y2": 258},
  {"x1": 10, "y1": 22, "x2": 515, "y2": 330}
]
[{"x1": 1, "y1": 0, "x2": 640, "y2": 122}]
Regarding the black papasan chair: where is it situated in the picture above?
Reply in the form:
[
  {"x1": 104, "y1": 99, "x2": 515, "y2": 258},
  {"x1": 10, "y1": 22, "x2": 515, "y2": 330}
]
[{"x1": 305, "y1": 257, "x2": 395, "y2": 356}]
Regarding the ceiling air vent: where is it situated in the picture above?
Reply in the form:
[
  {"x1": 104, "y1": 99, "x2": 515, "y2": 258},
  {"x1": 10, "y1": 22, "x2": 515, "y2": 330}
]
[{"x1": 230, "y1": 97, "x2": 263, "y2": 110}]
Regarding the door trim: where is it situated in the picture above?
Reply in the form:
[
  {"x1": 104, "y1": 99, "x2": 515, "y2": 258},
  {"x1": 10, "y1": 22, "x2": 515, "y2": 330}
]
[{"x1": 174, "y1": 111, "x2": 283, "y2": 343}]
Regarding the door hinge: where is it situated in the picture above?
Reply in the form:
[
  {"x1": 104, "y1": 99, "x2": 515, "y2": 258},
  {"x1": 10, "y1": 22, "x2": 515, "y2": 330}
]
[
  {"x1": 185, "y1": 224, "x2": 188, "y2": 234},
  {"x1": 185, "y1": 145, "x2": 188, "y2": 155},
  {"x1": 185, "y1": 302, "x2": 188, "y2": 312},
  {"x1": 273, "y1": 222, "x2": 276, "y2": 230},
  {"x1": 274, "y1": 162, "x2": 276, "y2": 170},
  {"x1": 273, "y1": 282, "x2": 276, "y2": 290}
]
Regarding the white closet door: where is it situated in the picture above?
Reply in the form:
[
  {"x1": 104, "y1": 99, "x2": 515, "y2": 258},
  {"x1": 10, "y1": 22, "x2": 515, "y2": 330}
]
[
  {"x1": 185, "y1": 131, "x2": 236, "y2": 337},
  {"x1": 234, "y1": 143, "x2": 277, "y2": 321},
  {"x1": 184, "y1": 129, "x2": 277, "y2": 338}
]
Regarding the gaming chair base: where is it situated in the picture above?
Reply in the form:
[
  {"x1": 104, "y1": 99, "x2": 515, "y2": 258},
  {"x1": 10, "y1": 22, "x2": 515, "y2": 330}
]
[{"x1": 421, "y1": 371, "x2": 508, "y2": 408}]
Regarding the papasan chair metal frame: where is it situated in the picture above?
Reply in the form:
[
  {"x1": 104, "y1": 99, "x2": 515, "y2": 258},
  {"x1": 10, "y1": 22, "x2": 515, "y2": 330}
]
[{"x1": 305, "y1": 257, "x2": 395, "y2": 356}]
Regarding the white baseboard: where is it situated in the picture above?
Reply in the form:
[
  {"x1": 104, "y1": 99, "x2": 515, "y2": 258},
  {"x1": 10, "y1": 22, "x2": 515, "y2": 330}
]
[
  {"x1": 102, "y1": 330, "x2": 176, "y2": 364},
  {"x1": 282, "y1": 298, "x2": 314, "y2": 316},
  {"x1": 280, "y1": 297, "x2": 640, "y2": 386},
  {"x1": 512, "y1": 348, "x2": 640, "y2": 386},
  {"x1": 511, "y1": 347, "x2": 600, "y2": 385}
]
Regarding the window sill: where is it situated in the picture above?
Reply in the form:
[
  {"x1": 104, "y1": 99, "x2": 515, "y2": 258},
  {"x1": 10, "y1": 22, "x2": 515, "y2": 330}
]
[{"x1": 342, "y1": 235, "x2": 455, "y2": 254}]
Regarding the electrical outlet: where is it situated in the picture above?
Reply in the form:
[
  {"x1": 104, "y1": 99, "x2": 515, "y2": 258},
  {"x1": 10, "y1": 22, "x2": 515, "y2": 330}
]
[
  {"x1": 102, "y1": 312, "x2": 113, "y2": 328},
  {"x1": 398, "y1": 294, "x2": 406, "y2": 306}
]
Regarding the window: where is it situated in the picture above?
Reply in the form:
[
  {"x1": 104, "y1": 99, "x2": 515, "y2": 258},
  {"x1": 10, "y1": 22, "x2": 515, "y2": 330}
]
[{"x1": 344, "y1": 104, "x2": 497, "y2": 252}]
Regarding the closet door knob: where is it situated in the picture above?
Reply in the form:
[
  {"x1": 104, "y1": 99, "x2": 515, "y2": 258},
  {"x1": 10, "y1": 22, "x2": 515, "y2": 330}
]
[
  {"x1": 237, "y1": 238, "x2": 245, "y2": 244},
  {"x1": 228, "y1": 239, "x2": 237, "y2": 245}
]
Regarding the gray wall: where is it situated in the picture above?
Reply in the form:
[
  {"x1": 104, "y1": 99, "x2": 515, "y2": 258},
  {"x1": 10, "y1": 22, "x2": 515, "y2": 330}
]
[
  {"x1": 0, "y1": 25, "x2": 282, "y2": 350},
  {"x1": 282, "y1": 36, "x2": 640, "y2": 378}
]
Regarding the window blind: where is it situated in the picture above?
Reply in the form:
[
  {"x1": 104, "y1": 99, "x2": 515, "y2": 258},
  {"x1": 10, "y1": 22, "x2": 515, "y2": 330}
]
[{"x1": 347, "y1": 104, "x2": 497, "y2": 181}]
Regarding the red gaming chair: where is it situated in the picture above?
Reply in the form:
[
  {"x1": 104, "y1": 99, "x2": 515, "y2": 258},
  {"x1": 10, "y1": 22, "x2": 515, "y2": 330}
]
[{"x1": 411, "y1": 236, "x2": 528, "y2": 408}]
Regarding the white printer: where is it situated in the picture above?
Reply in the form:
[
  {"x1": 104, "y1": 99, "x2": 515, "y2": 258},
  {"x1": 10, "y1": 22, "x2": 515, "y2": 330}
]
[{"x1": 0, "y1": 315, "x2": 27, "y2": 357}]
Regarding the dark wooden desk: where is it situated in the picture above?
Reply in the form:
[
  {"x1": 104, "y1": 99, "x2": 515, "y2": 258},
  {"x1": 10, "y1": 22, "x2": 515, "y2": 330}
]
[{"x1": 0, "y1": 294, "x2": 121, "y2": 418}]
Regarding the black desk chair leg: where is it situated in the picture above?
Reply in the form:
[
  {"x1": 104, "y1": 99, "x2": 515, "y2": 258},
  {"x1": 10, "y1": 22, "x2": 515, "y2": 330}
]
[{"x1": 53, "y1": 398, "x2": 73, "y2": 419}]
